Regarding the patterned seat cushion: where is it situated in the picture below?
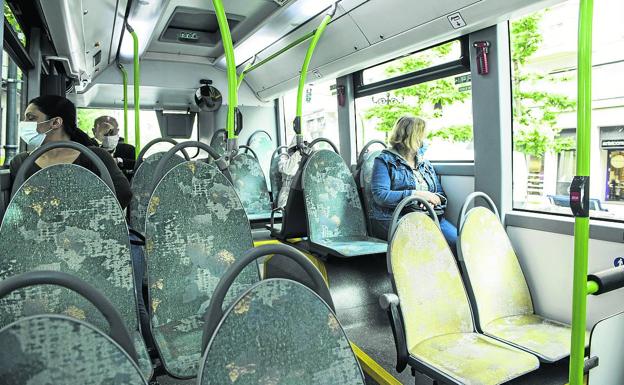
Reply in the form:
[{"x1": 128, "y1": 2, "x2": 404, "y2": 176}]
[
  {"x1": 199, "y1": 279, "x2": 365, "y2": 385},
  {"x1": 247, "y1": 131, "x2": 274, "y2": 189},
  {"x1": 411, "y1": 333, "x2": 539, "y2": 385},
  {"x1": 460, "y1": 207, "x2": 579, "y2": 361},
  {"x1": 129, "y1": 152, "x2": 185, "y2": 233},
  {"x1": 146, "y1": 161, "x2": 259, "y2": 378},
  {"x1": 230, "y1": 153, "x2": 273, "y2": 220},
  {"x1": 210, "y1": 130, "x2": 227, "y2": 156},
  {"x1": 391, "y1": 212, "x2": 539, "y2": 383},
  {"x1": 0, "y1": 164, "x2": 152, "y2": 378},
  {"x1": 0, "y1": 315, "x2": 147, "y2": 385},
  {"x1": 313, "y1": 236, "x2": 387, "y2": 257},
  {"x1": 303, "y1": 150, "x2": 385, "y2": 258},
  {"x1": 484, "y1": 314, "x2": 585, "y2": 362},
  {"x1": 359, "y1": 150, "x2": 382, "y2": 233},
  {"x1": 269, "y1": 149, "x2": 283, "y2": 195}
]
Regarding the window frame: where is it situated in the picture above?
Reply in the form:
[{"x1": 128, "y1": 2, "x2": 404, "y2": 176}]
[{"x1": 353, "y1": 37, "x2": 471, "y2": 98}]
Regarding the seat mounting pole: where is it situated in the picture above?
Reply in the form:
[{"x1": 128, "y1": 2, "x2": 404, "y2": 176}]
[
  {"x1": 569, "y1": 0, "x2": 593, "y2": 384},
  {"x1": 117, "y1": 62, "x2": 129, "y2": 144},
  {"x1": 126, "y1": 23, "x2": 141, "y2": 158},
  {"x1": 212, "y1": 0, "x2": 239, "y2": 153},
  {"x1": 294, "y1": 3, "x2": 337, "y2": 148}
]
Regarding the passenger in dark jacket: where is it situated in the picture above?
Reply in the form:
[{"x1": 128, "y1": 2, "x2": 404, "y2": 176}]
[
  {"x1": 10, "y1": 95, "x2": 132, "y2": 209},
  {"x1": 93, "y1": 115, "x2": 136, "y2": 181},
  {"x1": 370, "y1": 116, "x2": 457, "y2": 250}
]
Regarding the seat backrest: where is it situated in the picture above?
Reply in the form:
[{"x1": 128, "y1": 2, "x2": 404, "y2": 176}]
[
  {"x1": 459, "y1": 207, "x2": 534, "y2": 327},
  {"x1": 0, "y1": 314, "x2": 147, "y2": 385},
  {"x1": 198, "y1": 279, "x2": 365, "y2": 385},
  {"x1": 145, "y1": 161, "x2": 259, "y2": 376},
  {"x1": 0, "y1": 164, "x2": 152, "y2": 376},
  {"x1": 269, "y1": 149, "x2": 284, "y2": 196},
  {"x1": 588, "y1": 311, "x2": 624, "y2": 385},
  {"x1": 390, "y1": 212, "x2": 473, "y2": 348},
  {"x1": 302, "y1": 149, "x2": 367, "y2": 241},
  {"x1": 210, "y1": 129, "x2": 227, "y2": 156},
  {"x1": 129, "y1": 152, "x2": 185, "y2": 232},
  {"x1": 229, "y1": 152, "x2": 272, "y2": 217},
  {"x1": 359, "y1": 149, "x2": 382, "y2": 234},
  {"x1": 246, "y1": 130, "x2": 273, "y2": 188}
]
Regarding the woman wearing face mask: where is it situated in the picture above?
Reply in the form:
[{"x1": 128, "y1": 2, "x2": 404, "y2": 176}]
[
  {"x1": 370, "y1": 116, "x2": 457, "y2": 250},
  {"x1": 10, "y1": 95, "x2": 132, "y2": 209},
  {"x1": 92, "y1": 116, "x2": 136, "y2": 180}
]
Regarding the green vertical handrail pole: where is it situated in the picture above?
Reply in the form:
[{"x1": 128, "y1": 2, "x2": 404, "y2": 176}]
[
  {"x1": 117, "y1": 63, "x2": 129, "y2": 143},
  {"x1": 569, "y1": 0, "x2": 594, "y2": 384},
  {"x1": 127, "y1": 23, "x2": 141, "y2": 158},
  {"x1": 294, "y1": 4, "x2": 337, "y2": 147},
  {"x1": 212, "y1": 0, "x2": 238, "y2": 142}
]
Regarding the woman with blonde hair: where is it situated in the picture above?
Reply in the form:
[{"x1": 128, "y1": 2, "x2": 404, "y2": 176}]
[{"x1": 370, "y1": 116, "x2": 457, "y2": 249}]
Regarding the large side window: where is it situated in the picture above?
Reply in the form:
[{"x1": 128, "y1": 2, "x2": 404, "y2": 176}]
[
  {"x1": 282, "y1": 78, "x2": 339, "y2": 148},
  {"x1": 353, "y1": 39, "x2": 473, "y2": 161},
  {"x1": 510, "y1": 0, "x2": 624, "y2": 222}
]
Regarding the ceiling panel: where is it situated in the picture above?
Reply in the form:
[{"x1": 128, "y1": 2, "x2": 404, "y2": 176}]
[
  {"x1": 144, "y1": 0, "x2": 278, "y2": 59},
  {"x1": 349, "y1": 0, "x2": 480, "y2": 44},
  {"x1": 244, "y1": 12, "x2": 369, "y2": 93}
]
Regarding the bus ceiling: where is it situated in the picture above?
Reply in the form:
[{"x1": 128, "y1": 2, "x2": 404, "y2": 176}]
[{"x1": 14, "y1": 0, "x2": 565, "y2": 104}]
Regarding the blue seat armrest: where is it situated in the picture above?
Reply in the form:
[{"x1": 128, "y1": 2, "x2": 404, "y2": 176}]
[{"x1": 379, "y1": 293, "x2": 409, "y2": 373}]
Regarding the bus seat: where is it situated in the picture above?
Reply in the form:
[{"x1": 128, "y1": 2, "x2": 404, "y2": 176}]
[
  {"x1": 302, "y1": 149, "x2": 387, "y2": 258},
  {"x1": 246, "y1": 130, "x2": 274, "y2": 189},
  {"x1": 145, "y1": 160, "x2": 259, "y2": 379},
  {"x1": 268, "y1": 146, "x2": 287, "y2": 203},
  {"x1": 229, "y1": 152, "x2": 273, "y2": 222},
  {"x1": 129, "y1": 152, "x2": 186, "y2": 232},
  {"x1": 210, "y1": 129, "x2": 227, "y2": 156},
  {"x1": 199, "y1": 244, "x2": 362, "y2": 385},
  {"x1": 358, "y1": 149, "x2": 383, "y2": 235},
  {"x1": 386, "y1": 210, "x2": 539, "y2": 384},
  {"x1": 0, "y1": 164, "x2": 153, "y2": 379},
  {"x1": 587, "y1": 311, "x2": 624, "y2": 385},
  {"x1": 458, "y1": 193, "x2": 586, "y2": 362},
  {"x1": 0, "y1": 271, "x2": 148, "y2": 385}
]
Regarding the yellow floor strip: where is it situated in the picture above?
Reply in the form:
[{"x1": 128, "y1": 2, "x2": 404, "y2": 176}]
[
  {"x1": 253, "y1": 239, "x2": 281, "y2": 247},
  {"x1": 351, "y1": 342, "x2": 402, "y2": 385}
]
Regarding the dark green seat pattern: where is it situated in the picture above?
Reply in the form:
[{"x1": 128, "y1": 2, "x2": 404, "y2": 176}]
[
  {"x1": 128, "y1": 152, "x2": 185, "y2": 232},
  {"x1": 359, "y1": 149, "x2": 382, "y2": 234},
  {"x1": 199, "y1": 279, "x2": 365, "y2": 385},
  {"x1": 303, "y1": 150, "x2": 387, "y2": 257},
  {"x1": 247, "y1": 131, "x2": 273, "y2": 189},
  {"x1": 210, "y1": 130, "x2": 227, "y2": 156},
  {"x1": 229, "y1": 152, "x2": 273, "y2": 221},
  {"x1": 0, "y1": 164, "x2": 152, "y2": 378},
  {"x1": 145, "y1": 161, "x2": 259, "y2": 378},
  {"x1": 0, "y1": 315, "x2": 147, "y2": 385}
]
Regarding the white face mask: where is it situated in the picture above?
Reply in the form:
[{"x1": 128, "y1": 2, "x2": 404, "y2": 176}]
[
  {"x1": 19, "y1": 119, "x2": 54, "y2": 149},
  {"x1": 102, "y1": 134, "x2": 119, "y2": 151}
]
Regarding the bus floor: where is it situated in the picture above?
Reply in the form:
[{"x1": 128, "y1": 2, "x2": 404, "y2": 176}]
[{"x1": 324, "y1": 254, "x2": 570, "y2": 385}]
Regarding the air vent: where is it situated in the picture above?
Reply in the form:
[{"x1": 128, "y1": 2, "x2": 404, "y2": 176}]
[
  {"x1": 272, "y1": 0, "x2": 292, "y2": 5},
  {"x1": 159, "y1": 6, "x2": 244, "y2": 47}
]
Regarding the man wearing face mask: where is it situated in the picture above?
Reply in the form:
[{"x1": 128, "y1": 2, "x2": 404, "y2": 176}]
[
  {"x1": 10, "y1": 95, "x2": 132, "y2": 209},
  {"x1": 92, "y1": 116, "x2": 136, "y2": 181}
]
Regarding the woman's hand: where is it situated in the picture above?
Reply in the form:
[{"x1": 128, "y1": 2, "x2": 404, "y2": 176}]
[{"x1": 412, "y1": 190, "x2": 442, "y2": 206}]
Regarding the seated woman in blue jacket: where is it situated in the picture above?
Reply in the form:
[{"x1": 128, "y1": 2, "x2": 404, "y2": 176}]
[{"x1": 370, "y1": 115, "x2": 457, "y2": 249}]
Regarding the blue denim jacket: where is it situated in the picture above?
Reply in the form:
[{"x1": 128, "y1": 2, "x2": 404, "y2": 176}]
[{"x1": 370, "y1": 148, "x2": 446, "y2": 221}]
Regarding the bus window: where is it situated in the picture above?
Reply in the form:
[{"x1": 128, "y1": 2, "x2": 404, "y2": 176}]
[
  {"x1": 282, "y1": 78, "x2": 339, "y2": 148},
  {"x1": 354, "y1": 40, "x2": 473, "y2": 161},
  {"x1": 510, "y1": 0, "x2": 624, "y2": 222}
]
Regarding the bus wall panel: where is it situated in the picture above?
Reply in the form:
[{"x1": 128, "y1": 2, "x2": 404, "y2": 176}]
[
  {"x1": 507, "y1": 226, "x2": 624, "y2": 329},
  {"x1": 440, "y1": 175, "x2": 475, "y2": 227}
]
